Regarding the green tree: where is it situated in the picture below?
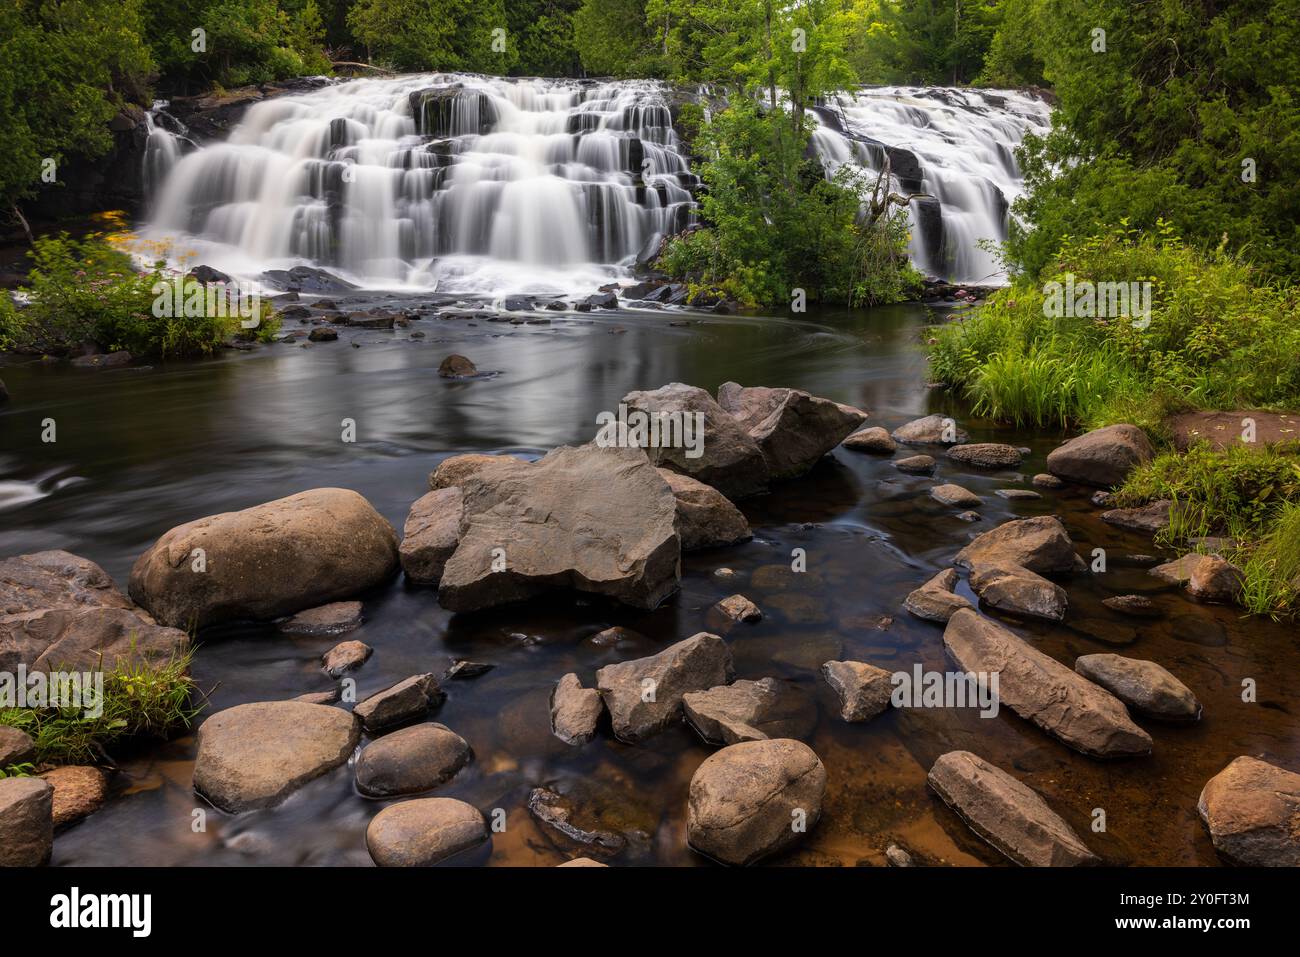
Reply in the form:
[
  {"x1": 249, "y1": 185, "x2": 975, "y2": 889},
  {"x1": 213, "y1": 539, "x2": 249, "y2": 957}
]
[
  {"x1": 348, "y1": 0, "x2": 513, "y2": 73},
  {"x1": 573, "y1": 0, "x2": 657, "y2": 77}
]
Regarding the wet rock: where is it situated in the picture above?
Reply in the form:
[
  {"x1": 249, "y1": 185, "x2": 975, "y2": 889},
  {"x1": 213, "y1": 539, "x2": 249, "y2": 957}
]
[
  {"x1": 750, "y1": 564, "x2": 825, "y2": 591},
  {"x1": 895, "y1": 454, "x2": 936, "y2": 474},
  {"x1": 428, "y1": 453, "x2": 529, "y2": 491},
  {"x1": 367, "y1": 797, "x2": 488, "y2": 866},
  {"x1": 931, "y1": 483, "x2": 981, "y2": 507},
  {"x1": 885, "y1": 844, "x2": 915, "y2": 867},
  {"x1": 294, "y1": 689, "x2": 339, "y2": 705},
  {"x1": 621, "y1": 383, "x2": 769, "y2": 499},
  {"x1": 0, "y1": 548, "x2": 125, "y2": 619},
  {"x1": 585, "y1": 291, "x2": 618, "y2": 309},
  {"x1": 1101, "y1": 500, "x2": 1171, "y2": 534},
  {"x1": 355, "y1": 723, "x2": 471, "y2": 797},
  {"x1": 438, "y1": 354, "x2": 477, "y2": 377},
  {"x1": 683, "y1": 678, "x2": 816, "y2": 744},
  {"x1": 821, "y1": 660, "x2": 894, "y2": 722},
  {"x1": 399, "y1": 487, "x2": 463, "y2": 585},
  {"x1": 903, "y1": 568, "x2": 973, "y2": 623},
  {"x1": 1074, "y1": 654, "x2": 1201, "y2": 722},
  {"x1": 842, "y1": 426, "x2": 896, "y2": 454},
  {"x1": 354, "y1": 674, "x2": 444, "y2": 732},
  {"x1": 439, "y1": 445, "x2": 680, "y2": 612},
  {"x1": 657, "y1": 468, "x2": 751, "y2": 551},
  {"x1": 969, "y1": 561, "x2": 1068, "y2": 621},
  {"x1": 0, "y1": 777, "x2": 53, "y2": 866},
  {"x1": 1090, "y1": 491, "x2": 1114, "y2": 507},
  {"x1": 279, "y1": 600, "x2": 363, "y2": 636},
  {"x1": 891, "y1": 414, "x2": 968, "y2": 446},
  {"x1": 307, "y1": 327, "x2": 337, "y2": 342},
  {"x1": 715, "y1": 381, "x2": 867, "y2": 480},
  {"x1": 38, "y1": 765, "x2": 107, "y2": 827},
  {"x1": 766, "y1": 592, "x2": 829, "y2": 625},
  {"x1": 193, "y1": 701, "x2": 361, "y2": 812},
  {"x1": 1197, "y1": 756, "x2": 1300, "y2": 866},
  {"x1": 1151, "y1": 554, "x2": 1244, "y2": 603},
  {"x1": 70, "y1": 350, "x2": 132, "y2": 368},
  {"x1": 557, "y1": 857, "x2": 608, "y2": 867},
  {"x1": 445, "y1": 659, "x2": 493, "y2": 680},
  {"x1": 129, "y1": 488, "x2": 400, "y2": 629},
  {"x1": 550, "y1": 673, "x2": 604, "y2": 746},
  {"x1": 1103, "y1": 594, "x2": 1161, "y2": 617},
  {"x1": 687, "y1": 738, "x2": 827, "y2": 866},
  {"x1": 0, "y1": 726, "x2": 34, "y2": 765},
  {"x1": 947, "y1": 443, "x2": 1022, "y2": 469},
  {"x1": 954, "y1": 516, "x2": 1085, "y2": 575},
  {"x1": 943, "y1": 609, "x2": 1152, "y2": 758},
  {"x1": 527, "y1": 784, "x2": 650, "y2": 858},
  {"x1": 927, "y1": 750, "x2": 1098, "y2": 866},
  {"x1": 1046, "y1": 424, "x2": 1154, "y2": 487},
  {"x1": 715, "y1": 594, "x2": 762, "y2": 622},
  {"x1": 1032, "y1": 473, "x2": 1064, "y2": 489},
  {"x1": 321, "y1": 639, "x2": 373, "y2": 677},
  {"x1": 956, "y1": 510, "x2": 982, "y2": 522},
  {"x1": 995, "y1": 488, "x2": 1041, "y2": 500},
  {"x1": 595, "y1": 633, "x2": 734, "y2": 743}
]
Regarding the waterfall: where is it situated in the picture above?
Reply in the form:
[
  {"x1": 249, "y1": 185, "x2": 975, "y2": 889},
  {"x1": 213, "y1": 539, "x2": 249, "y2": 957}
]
[
  {"x1": 810, "y1": 87, "x2": 1051, "y2": 285},
  {"x1": 141, "y1": 74, "x2": 695, "y2": 294}
]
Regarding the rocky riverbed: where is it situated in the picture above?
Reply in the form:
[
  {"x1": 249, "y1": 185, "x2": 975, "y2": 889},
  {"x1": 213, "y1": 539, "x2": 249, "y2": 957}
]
[{"x1": 1, "y1": 301, "x2": 1297, "y2": 866}]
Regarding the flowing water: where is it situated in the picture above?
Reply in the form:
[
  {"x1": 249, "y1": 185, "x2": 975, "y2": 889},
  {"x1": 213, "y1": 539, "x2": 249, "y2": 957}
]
[{"x1": 2, "y1": 302, "x2": 1296, "y2": 867}]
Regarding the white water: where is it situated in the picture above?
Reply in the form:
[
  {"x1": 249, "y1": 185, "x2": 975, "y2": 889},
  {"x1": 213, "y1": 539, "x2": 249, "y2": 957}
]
[
  {"x1": 141, "y1": 76, "x2": 1047, "y2": 294},
  {"x1": 141, "y1": 74, "x2": 694, "y2": 295},
  {"x1": 811, "y1": 87, "x2": 1050, "y2": 284}
]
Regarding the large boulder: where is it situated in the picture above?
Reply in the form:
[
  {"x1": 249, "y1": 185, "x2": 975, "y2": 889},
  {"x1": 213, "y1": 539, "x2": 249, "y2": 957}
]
[
  {"x1": 1197, "y1": 756, "x2": 1300, "y2": 866},
  {"x1": 928, "y1": 750, "x2": 1098, "y2": 866},
  {"x1": 620, "y1": 383, "x2": 769, "y2": 499},
  {"x1": 595, "y1": 633, "x2": 734, "y2": 743},
  {"x1": 903, "y1": 568, "x2": 973, "y2": 623},
  {"x1": 366, "y1": 797, "x2": 488, "y2": 866},
  {"x1": 0, "y1": 777, "x2": 53, "y2": 866},
  {"x1": 129, "y1": 489, "x2": 400, "y2": 628},
  {"x1": 954, "y1": 516, "x2": 1085, "y2": 574},
  {"x1": 969, "y1": 561, "x2": 1068, "y2": 621},
  {"x1": 192, "y1": 701, "x2": 360, "y2": 812},
  {"x1": 399, "y1": 487, "x2": 463, "y2": 584},
  {"x1": 943, "y1": 609, "x2": 1152, "y2": 758},
  {"x1": 687, "y1": 738, "x2": 826, "y2": 865},
  {"x1": 354, "y1": 723, "x2": 471, "y2": 797},
  {"x1": 682, "y1": 678, "x2": 816, "y2": 745},
  {"x1": 657, "y1": 469, "x2": 751, "y2": 551},
  {"x1": 1074, "y1": 654, "x2": 1201, "y2": 722},
  {"x1": 716, "y1": 382, "x2": 867, "y2": 479},
  {"x1": 438, "y1": 445, "x2": 680, "y2": 613},
  {"x1": 1045, "y1": 424, "x2": 1154, "y2": 487}
]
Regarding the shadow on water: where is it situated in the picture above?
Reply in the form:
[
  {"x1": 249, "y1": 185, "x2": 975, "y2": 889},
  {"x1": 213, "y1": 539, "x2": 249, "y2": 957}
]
[{"x1": 1, "y1": 301, "x2": 1295, "y2": 866}]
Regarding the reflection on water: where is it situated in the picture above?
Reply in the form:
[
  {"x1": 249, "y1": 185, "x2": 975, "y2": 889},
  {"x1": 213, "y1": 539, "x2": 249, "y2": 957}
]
[{"x1": 1, "y1": 302, "x2": 1295, "y2": 866}]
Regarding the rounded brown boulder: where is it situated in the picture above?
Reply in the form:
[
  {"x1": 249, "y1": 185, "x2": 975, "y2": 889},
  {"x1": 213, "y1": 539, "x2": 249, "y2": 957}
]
[
  {"x1": 687, "y1": 738, "x2": 826, "y2": 866},
  {"x1": 366, "y1": 798, "x2": 489, "y2": 866},
  {"x1": 128, "y1": 488, "x2": 399, "y2": 628}
]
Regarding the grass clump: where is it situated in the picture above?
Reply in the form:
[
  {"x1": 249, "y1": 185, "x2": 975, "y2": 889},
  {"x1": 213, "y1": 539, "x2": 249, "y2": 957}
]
[{"x1": 0, "y1": 651, "x2": 202, "y2": 766}]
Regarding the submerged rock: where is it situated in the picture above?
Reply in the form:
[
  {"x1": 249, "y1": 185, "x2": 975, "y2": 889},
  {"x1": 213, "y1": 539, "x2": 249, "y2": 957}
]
[
  {"x1": 129, "y1": 488, "x2": 400, "y2": 629},
  {"x1": 947, "y1": 443, "x2": 1022, "y2": 469},
  {"x1": 438, "y1": 445, "x2": 681, "y2": 612},
  {"x1": 928, "y1": 750, "x2": 1098, "y2": 866},
  {"x1": 438, "y1": 354, "x2": 477, "y2": 377},
  {"x1": 903, "y1": 568, "x2": 973, "y2": 623},
  {"x1": 716, "y1": 381, "x2": 867, "y2": 479},
  {"x1": 954, "y1": 516, "x2": 1085, "y2": 575},
  {"x1": 687, "y1": 738, "x2": 826, "y2": 866},
  {"x1": 367, "y1": 797, "x2": 488, "y2": 866},
  {"x1": 595, "y1": 633, "x2": 734, "y2": 743},
  {"x1": 714, "y1": 594, "x2": 762, "y2": 622},
  {"x1": 550, "y1": 673, "x2": 604, "y2": 746},
  {"x1": 1102, "y1": 594, "x2": 1161, "y2": 617},
  {"x1": 657, "y1": 468, "x2": 751, "y2": 551},
  {"x1": 842, "y1": 426, "x2": 896, "y2": 454},
  {"x1": 279, "y1": 600, "x2": 363, "y2": 636},
  {"x1": 683, "y1": 678, "x2": 816, "y2": 744},
  {"x1": 942, "y1": 609, "x2": 1152, "y2": 758},
  {"x1": 931, "y1": 483, "x2": 982, "y2": 507},
  {"x1": 969, "y1": 561, "x2": 1068, "y2": 621},
  {"x1": 399, "y1": 487, "x2": 463, "y2": 585},
  {"x1": 0, "y1": 777, "x2": 53, "y2": 866},
  {"x1": 1046, "y1": 424, "x2": 1154, "y2": 487},
  {"x1": 1074, "y1": 654, "x2": 1201, "y2": 721},
  {"x1": 193, "y1": 701, "x2": 360, "y2": 812},
  {"x1": 821, "y1": 660, "x2": 894, "y2": 722},
  {"x1": 354, "y1": 723, "x2": 471, "y2": 797},
  {"x1": 527, "y1": 783, "x2": 653, "y2": 859},
  {"x1": 1197, "y1": 756, "x2": 1300, "y2": 866}
]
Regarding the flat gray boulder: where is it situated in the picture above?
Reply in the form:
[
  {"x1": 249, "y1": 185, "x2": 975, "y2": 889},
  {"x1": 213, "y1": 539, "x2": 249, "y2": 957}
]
[
  {"x1": 366, "y1": 797, "x2": 488, "y2": 866},
  {"x1": 821, "y1": 660, "x2": 894, "y2": 722},
  {"x1": 687, "y1": 738, "x2": 826, "y2": 865},
  {"x1": 943, "y1": 609, "x2": 1152, "y2": 758},
  {"x1": 193, "y1": 701, "x2": 360, "y2": 812},
  {"x1": 596, "y1": 633, "x2": 734, "y2": 743},
  {"x1": 1074, "y1": 654, "x2": 1201, "y2": 721},
  {"x1": 355, "y1": 723, "x2": 471, "y2": 797},
  {"x1": 657, "y1": 468, "x2": 751, "y2": 551},
  {"x1": 716, "y1": 381, "x2": 867, "y2": 479},
  {"x1": 129, "y1": 488, "x2": 400, "y2": 628},
  {"x1": 969, "y1": 561, "x2": 1068, "y2": 621},
  {"x1": 1046, "y1": 424, "x2": 1154, "y2": 487},
  {"x1": 928, "y1": 750, "x2": 1098, "y2": 866},
  {"x1": 955, "y1": 516, "x2": 1085, "y2": 574},
  {"x1": 947, "y1": 443, "x2": 1022, "y2": 468},
  {"x1": 1197, "y1": 756, "x2": 1300, "y2": 866},
  {"x1": 683, "y1": 678, "x2": 815, "y2": 744},
  {"x1": 438, "y1": 445, "x2": 681, "y2": 612},
  {"x1": 904, "y1": 568, "x2": 973, "y2": 623},
  {"x1": 399, "y1": 487, "x2": 463, "y2": 584}
]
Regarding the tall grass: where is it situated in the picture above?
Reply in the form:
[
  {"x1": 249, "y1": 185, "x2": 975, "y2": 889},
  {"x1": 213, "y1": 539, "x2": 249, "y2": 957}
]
[{"x1": 1239, "y1": 503, "x2": 1300, "y2": 617}]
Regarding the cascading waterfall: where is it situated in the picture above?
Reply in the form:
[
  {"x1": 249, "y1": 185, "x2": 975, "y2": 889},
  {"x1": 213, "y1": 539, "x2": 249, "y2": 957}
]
[
  {"x1": 141, "y1": 74, "x2": 696, "y2": 294},
  {"x1": 810, "y1": 87, "x2": 1051, "y2": 285}
]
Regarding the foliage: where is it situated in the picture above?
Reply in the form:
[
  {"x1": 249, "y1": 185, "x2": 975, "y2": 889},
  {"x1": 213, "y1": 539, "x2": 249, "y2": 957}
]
[
  {"x1": 928, "y1": 225, "x2": 1300, "y2": 430},
  {"x1": 573, "y1": 0, "x2": 661, "y2": 77},
  {"x1": 348, "y1": 0, "x2": 512, "y2": 73},
  {"x1": 0, "y1": 651, "x2": 201, "y2": 766}
]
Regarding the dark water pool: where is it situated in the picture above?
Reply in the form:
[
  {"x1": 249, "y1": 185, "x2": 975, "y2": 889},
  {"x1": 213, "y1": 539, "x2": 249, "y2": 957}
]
[{"x1": 1, "y1": 301, "x2": 1295, "y2": 866}]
